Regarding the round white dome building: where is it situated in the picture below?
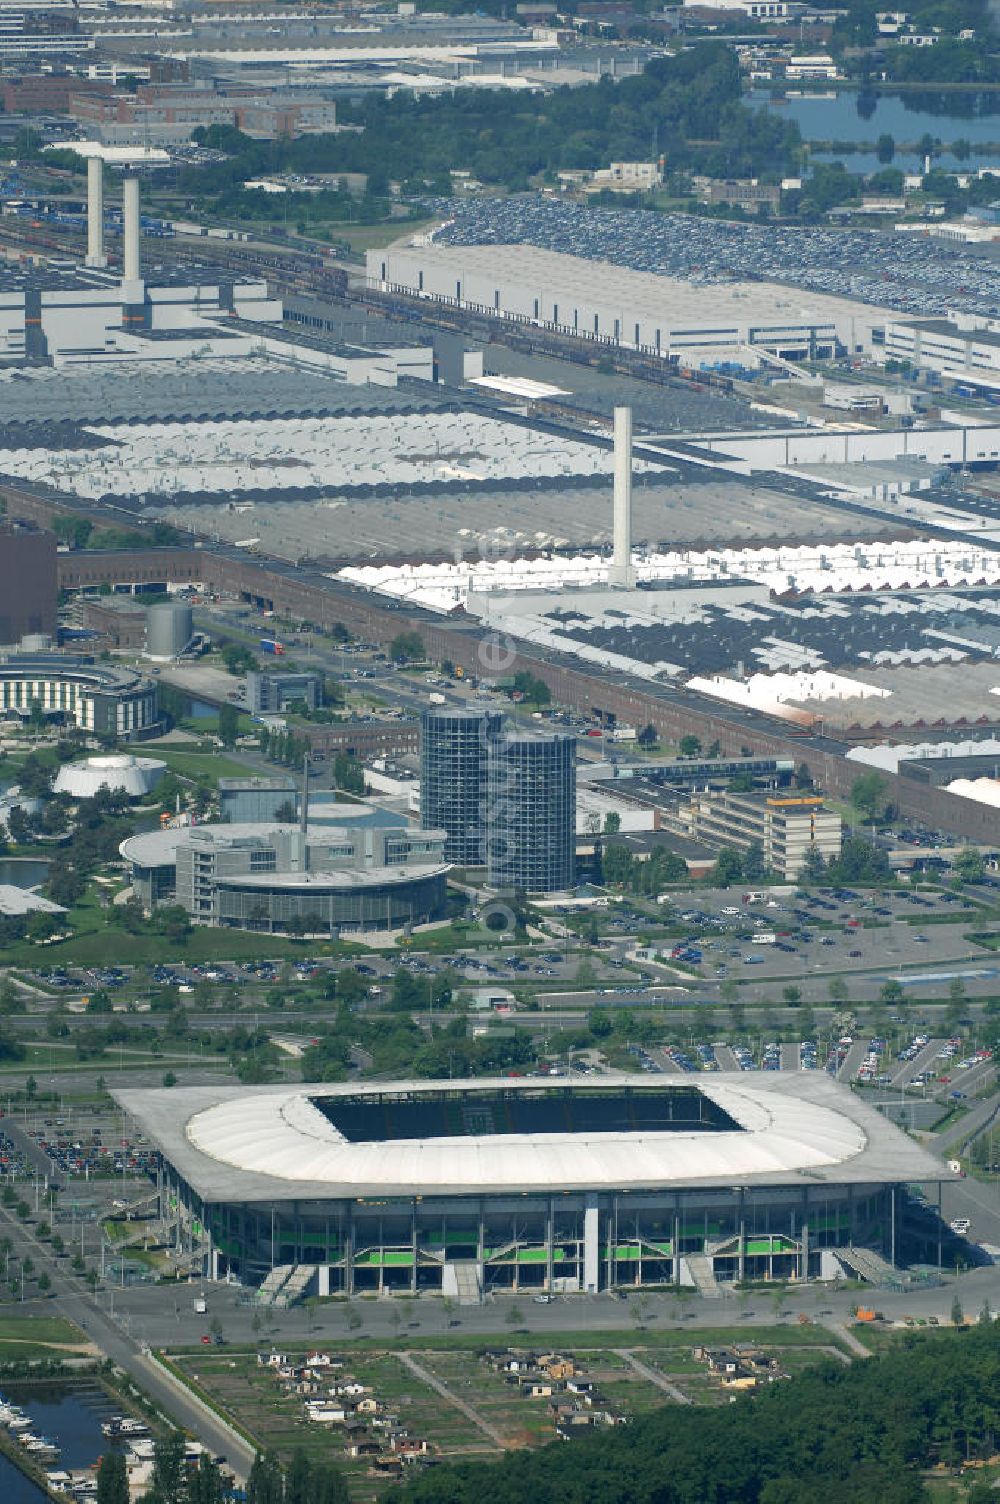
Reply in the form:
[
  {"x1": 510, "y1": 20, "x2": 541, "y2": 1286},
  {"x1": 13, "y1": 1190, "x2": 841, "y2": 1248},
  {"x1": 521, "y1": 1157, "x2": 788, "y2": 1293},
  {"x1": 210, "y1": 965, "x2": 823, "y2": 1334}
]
[{"x1": 54, "y1": 754, "x2": 166, "y2": 801}]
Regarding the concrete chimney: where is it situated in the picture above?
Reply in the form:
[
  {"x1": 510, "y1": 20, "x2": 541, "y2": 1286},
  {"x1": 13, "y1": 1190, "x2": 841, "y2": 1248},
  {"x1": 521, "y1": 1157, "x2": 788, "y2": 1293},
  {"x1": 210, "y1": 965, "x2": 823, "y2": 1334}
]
[
  {"x1": 609, "y1": 405, "x2": 635, "y2": 588},
  {"x1": 122, "y1": 176, "x2": 142, "y2": 293},
  {"x1": 85, "y1": 157, "x2": 106, "y2": 269}
]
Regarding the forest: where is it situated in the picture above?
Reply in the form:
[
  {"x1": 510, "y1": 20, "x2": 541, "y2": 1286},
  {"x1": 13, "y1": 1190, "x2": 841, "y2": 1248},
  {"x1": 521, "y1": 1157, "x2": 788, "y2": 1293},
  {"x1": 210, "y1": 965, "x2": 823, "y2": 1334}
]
[
  {"x1": 399, "y1": 1324, "x2": 1000, "y2": 1503},
  {"x1": 186, "y1": 43, "x2": 802, "y2": 197}
]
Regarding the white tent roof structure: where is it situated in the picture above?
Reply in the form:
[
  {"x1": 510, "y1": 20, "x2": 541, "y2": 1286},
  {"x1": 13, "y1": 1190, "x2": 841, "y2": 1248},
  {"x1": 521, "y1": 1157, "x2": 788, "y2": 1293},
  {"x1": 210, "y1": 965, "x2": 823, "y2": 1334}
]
[{"x1": 115, "y1": 1073, "x2": 950, "y2": 1204}]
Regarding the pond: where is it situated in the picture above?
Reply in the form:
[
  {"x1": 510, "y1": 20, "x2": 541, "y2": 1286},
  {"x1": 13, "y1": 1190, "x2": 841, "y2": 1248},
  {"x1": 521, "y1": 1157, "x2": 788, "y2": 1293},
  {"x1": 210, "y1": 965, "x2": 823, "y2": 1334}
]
[{"x1": 0, "y1": 860, "x2": 50, "y2": 890}]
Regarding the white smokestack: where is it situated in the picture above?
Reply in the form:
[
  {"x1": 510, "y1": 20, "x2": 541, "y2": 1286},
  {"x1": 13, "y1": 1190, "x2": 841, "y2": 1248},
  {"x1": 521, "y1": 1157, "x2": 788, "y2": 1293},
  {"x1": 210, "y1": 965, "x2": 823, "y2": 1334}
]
[
  {"x1": 122, "y1": 176, "x2": 141, "y2": 288},
  {"x1": 609, "y1": 405, "x2": 635, "y2": 588},
  {"x1": 85, "y1": 157, "x2": 106, "y2": 269}
]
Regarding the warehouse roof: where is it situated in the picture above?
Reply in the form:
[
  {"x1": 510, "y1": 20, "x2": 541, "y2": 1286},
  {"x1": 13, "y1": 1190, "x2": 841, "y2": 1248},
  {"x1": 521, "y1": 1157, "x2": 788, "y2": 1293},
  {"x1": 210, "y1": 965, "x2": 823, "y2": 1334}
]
[
  {"x1": 114, "y1": 1073, "x2": 950, "y2": 1203},
  {"x1": 379, "y1": 243, "x2": 897, "y2": 333}
]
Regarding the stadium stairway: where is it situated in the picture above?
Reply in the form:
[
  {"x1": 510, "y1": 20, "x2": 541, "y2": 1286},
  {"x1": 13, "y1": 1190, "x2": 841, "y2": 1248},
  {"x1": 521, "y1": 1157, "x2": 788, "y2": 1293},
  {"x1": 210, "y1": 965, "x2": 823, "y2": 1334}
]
[
  {"x1": 257, "y1": 1265, "x2": 295, "y2": 1306},
  {"x1": 282, "y1": 1265, "x2": 316, "y2": 1305},
  {"x1": 684, "y1": 1253, "x2": 723, "y2": 1299},
  {"x1": 830, "y1": 1247, "x2": 896, "y2": 1285},
  {"x1": 444, "y1": 1260, "x2": 483, "y2": 1305}
]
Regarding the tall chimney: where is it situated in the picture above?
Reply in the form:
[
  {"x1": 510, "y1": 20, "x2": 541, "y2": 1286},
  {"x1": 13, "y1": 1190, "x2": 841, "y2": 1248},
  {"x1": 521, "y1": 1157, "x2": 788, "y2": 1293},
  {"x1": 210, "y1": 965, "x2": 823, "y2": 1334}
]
[
  {"x1": 300, "y1": 752, "x2": 310, "y2": 835},
  {"x1": 122, "y1": 176, "x2": 142, "y2": 289},
  {"x1": 609, "y1": 405, "x2": 635, "y2": 588},
  {"x1": 85, "y1": 157, "x2": 106, "y2": 269}
]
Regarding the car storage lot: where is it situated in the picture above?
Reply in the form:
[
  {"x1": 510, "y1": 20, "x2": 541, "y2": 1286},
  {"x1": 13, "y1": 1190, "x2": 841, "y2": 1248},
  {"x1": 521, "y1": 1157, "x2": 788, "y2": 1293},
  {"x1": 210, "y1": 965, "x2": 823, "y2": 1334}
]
[{"x1": 662, "y1": 886, "x2": 992, "y2": 989}]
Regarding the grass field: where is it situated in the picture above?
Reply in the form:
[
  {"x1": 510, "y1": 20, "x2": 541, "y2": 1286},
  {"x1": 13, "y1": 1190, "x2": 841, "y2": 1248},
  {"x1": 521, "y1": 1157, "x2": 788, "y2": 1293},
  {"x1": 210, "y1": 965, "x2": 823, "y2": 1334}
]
[
  {"x1": 145, "y1": 748, "x2": 258, "y2": 783},
  {"x1": 335, "y1": 219, "x2": 434, "y2": 255},
  {"x1": 0, "y1": 1315, "x2": 88, "y2": 1349}
]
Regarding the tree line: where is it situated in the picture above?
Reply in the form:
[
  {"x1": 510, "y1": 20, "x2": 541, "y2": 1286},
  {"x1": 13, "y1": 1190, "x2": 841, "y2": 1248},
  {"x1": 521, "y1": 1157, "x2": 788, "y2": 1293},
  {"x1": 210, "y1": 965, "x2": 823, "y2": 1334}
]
[
  {"x1": 400, "y1": 1322, "x2": 1000, "y2": 1504},
  {"x1": 186, "y1": 44, "x2": 801, "y2": 195}
]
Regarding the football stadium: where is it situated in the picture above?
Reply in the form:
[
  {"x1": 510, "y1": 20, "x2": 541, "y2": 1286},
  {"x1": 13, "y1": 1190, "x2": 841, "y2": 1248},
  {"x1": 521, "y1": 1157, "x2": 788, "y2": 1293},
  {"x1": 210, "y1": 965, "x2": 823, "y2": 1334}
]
[{"x1": 116, "y1": 1075, "x2": 951, "y2": 1300}]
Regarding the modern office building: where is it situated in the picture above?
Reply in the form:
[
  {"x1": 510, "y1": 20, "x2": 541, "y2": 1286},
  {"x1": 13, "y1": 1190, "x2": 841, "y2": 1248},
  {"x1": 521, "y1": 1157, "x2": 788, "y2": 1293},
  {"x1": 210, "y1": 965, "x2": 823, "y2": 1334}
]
[
  {"x1": 120, "y1": 817, "x2": 449, "y2": 934},
  {"x1": 486, "y1": 730, "x2": 576, "y2": 893},
  {"x1": 218, "y1": 777, "x2": 297, "y2": 825},
  {"x1": 420, "y1": 707, "x2": 502, "y2": 865},
  {"x1": 245, "y1": 670, "x2": 322, "y2": 716},
  {"x1": 116, "y1": 1073, "x2": 952, "y2": 1293},
  {"x1": 676, "y1": 791, "x2": 842, "y2": 879},
  {"x1": 0, "y1": 522, "x2": 57, "y2": 643},
  {"x1": 0, "y1": 653, "x2": 159, "y2": 738}
]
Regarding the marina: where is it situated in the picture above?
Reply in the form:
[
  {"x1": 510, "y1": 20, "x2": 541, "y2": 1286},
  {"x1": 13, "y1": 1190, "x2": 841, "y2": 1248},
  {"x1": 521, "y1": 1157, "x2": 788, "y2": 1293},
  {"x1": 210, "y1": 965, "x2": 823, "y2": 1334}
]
[{"x1": 0, "y1": 1388, "x2": 139, "y2": 1501}]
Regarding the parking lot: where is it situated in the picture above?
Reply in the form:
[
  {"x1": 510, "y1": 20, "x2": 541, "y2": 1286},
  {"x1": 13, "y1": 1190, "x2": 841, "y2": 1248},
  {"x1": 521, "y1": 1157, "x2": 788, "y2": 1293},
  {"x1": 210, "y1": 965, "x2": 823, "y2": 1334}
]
[
  {"x1": 658, "y1": 885, "x2": 991, "y2": 998},
  {"x1": 434, "y1": 199, "x2": 1000, "y2": 320}
]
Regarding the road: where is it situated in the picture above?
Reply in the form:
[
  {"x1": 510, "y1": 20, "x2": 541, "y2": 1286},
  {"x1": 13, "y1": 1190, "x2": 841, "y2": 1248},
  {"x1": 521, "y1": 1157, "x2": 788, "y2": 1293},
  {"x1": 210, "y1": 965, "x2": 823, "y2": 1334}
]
[{"x1": 0, "y1": 1206, "x2": 256, "y2": 1483}]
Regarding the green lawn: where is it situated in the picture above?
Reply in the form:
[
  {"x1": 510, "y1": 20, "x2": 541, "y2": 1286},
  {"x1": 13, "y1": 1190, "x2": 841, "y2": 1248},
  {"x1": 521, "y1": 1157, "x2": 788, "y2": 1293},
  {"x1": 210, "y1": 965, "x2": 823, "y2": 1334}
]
[
  {"x1": 145, "y1": 748, "x2": 258, "y2": 783},
  {"x1": 334, "y1": 218, "x2": 434, "y2": 255},
  {"x1": 0, "y1": 1315, "x2": 87, "y2": 1347}
]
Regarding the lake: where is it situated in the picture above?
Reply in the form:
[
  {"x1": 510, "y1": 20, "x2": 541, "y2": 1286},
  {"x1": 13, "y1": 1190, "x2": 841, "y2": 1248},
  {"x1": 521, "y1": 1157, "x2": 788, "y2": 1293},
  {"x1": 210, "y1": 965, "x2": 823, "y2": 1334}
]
[
  {"x1": 0, "y1": 860, "x2": 50, "y2": 890},
  {"x1": 747, "y1": 88, "x2": 1000, "y2": 169}
]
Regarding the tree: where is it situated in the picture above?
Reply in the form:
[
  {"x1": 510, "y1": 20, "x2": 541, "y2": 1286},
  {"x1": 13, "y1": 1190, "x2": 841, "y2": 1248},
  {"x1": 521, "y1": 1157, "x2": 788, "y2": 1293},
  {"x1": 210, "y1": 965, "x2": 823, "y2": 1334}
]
[
  {"x1": 954, "y1": 847, "x2": 985, "y2": 883},
  {"x1": 828, "y1": 976, "x2": 849, "y2": 1005},
  {"x1": 96, "y1": 1451, "x2": 129, "y2": 1504},
  {"x1": 951, "y1": 1294, "x2": 964, "y2": 1326},
  {"x1": 604, "y1": 811, "x2": 621, "y2": 835},
  {"x1": 850, "y1": 771, "x2": 887, "y2": 823},
  {"x1": 157, "y1": 906, "x2": 192, "y2": 944},
  {"x1": 679, "y1": 734, "x2": 702, "y2": 758},
  {"x1": 742, "y1": 840, "x2": 766, "y2": 880},
  {"x1": 782, "y1": 985, "x2": 802, "y2": 1007},
  {"x1": 390, "y1": 630, "x2": 425, "y2": 663},
  {"x1": 246, "y1": 1454, "x2": 284, "y2": 1504},
  {"x1": 880, "y1": 979, "x2": 905, "y2": 1005},
  {"x1": 187, "y1": 1453, "x2": 226, "y2": 1504},
  {"x1": 713, "y1": 847, "x2": 743, "y2": 885},
  {"x1": 505, "y1": 1301, "x2": 524, "y2": 1329},
  {"x1": 637, "y1": 723, "x2": 658, "y2": 748},
  {"x1": 147, "y1": 1432, "x2": 186, "y2": 1503},
  {"x1": 37, "y1": 1271, "x2": 50, "y2": 1295},
  {"x1": 221, "y1": 642, "x2": 256, "y2": 676},
  {"x1": 218, "y1": 702, "x2": 239, "y2": 748}
]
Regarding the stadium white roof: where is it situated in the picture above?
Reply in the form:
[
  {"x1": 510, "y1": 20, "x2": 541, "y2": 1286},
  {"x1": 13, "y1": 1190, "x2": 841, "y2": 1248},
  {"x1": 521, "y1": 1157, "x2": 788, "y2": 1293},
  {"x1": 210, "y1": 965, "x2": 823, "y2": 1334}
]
[{"x1": 114, "y1": 1074, "x2": 950, "y2": 1203}]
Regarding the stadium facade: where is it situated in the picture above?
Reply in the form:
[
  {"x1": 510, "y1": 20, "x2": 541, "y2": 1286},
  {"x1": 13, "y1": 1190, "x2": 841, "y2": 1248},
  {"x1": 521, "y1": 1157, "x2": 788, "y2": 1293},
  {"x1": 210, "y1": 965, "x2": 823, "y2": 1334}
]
[{"x1": 116, "y1": 1075, "x2": 950, "y2": 1298}]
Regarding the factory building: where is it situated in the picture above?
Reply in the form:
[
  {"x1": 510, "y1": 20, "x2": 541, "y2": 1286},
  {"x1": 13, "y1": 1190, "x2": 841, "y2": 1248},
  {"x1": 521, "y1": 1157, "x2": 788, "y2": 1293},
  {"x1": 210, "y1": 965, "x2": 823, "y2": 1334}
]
[
  {"x1": 885, "y1": 313, "x2": 1000, "y2": 393},
  {"x1": 0, "y1": 653, "x2": 159, "y2": 737},
  {"x1": 0, "y1": 521, "x2": 57, "y2": 643},
  {"x1": 0, "y1": 170, "x2": 280, "y2": 367},
  {"x1": 368, "y1": 243, "x2": 893, "y2": 362},
  {"x1": 486, "y1": 730, "x2": 577, "y2": 893}
]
